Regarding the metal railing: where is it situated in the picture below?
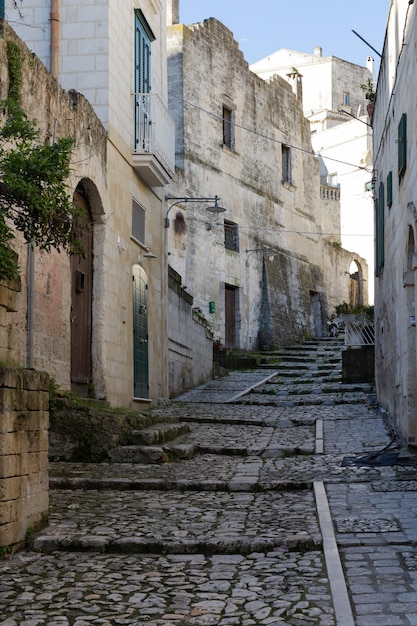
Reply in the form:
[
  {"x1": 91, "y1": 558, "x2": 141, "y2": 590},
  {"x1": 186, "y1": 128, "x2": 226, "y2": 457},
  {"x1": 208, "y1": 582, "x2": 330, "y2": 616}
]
[
  {"x1": 341, "y1": 316, "x2": 375, "y2": 347},
  {"x1": 133, "y1": 92, "x2": 176, "y2": 176}
]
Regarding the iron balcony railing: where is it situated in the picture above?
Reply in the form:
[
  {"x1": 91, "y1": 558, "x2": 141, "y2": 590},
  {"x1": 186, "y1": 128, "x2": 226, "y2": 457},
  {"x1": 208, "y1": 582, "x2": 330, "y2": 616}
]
[{"x1": 133, "y1": 92, "x2": 176, "y2": 177}]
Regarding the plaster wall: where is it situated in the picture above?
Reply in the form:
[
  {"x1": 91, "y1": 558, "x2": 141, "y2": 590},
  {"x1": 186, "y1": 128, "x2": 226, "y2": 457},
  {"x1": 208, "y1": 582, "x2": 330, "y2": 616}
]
[
  {"x1": 372, "y1": 0, "x2": 417, "y2": 444},
  {"x1": 312, "y1": 118, "x2": 374, "y2": 301}
]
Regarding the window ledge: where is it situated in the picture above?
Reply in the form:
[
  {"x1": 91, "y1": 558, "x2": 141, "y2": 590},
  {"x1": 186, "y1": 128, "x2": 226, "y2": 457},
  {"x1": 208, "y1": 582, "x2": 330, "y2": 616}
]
[
  {"x1": 282, "y1": 180, "x2": 296, "y2": 191},
  {"x1": 221, "y1": 144, "x2": 240, "y2": 157}
]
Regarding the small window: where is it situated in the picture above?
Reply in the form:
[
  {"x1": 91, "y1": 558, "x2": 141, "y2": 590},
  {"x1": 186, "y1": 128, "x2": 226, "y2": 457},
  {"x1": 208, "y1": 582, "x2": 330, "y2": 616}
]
[
  {"x1": 398, "y1": 113, "x2": 407, "y2": 183},
  {"x1": 328, "y1": 173, "x2": 338, "y2": 187},
  {"x1": 387, "y1": 171, "x2": 393, "y2": 208},
  {"x1": 224, "y1": 220, "x2": 239, "y2": 252},
  {"x1": 282, "y1": 144, "x2": 292, "y2": 184},
  {"x1": 132, "y1": 198, "x2": 145, "y2": 244},
  {"x1": 222, "y1": 106, "x2": 235, "y2": 150},
  {"x1": 342, "y1": 92, "x2": 350, "y2": 106}
]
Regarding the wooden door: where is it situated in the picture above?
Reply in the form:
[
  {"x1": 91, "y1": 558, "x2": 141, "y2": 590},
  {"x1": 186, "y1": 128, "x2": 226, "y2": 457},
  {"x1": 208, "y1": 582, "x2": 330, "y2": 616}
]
[
  {"x1": 225, "y1": 285, "x2": 236, "y2": 349},
  {"x1": 70, "y1": 191, "x2": 93, "y2": 395}
]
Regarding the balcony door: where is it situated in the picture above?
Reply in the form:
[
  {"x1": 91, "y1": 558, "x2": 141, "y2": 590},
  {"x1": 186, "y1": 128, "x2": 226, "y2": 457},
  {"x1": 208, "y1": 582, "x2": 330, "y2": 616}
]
[{"x1": 134, "y1": 10, "x2": 154, "y2": 150}]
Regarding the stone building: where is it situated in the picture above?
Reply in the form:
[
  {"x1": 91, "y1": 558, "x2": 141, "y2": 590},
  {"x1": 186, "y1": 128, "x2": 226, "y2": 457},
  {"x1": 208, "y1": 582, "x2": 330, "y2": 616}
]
[
  {"x1": 372, "y1": 0, "x2": 417, "y2": 445},
  {"x1": 3, "y1": 0, "x2": 177, "y2": 406},
  {"x1": 166, "y1": 12, "x2": 368, "y2": 350},
  {"x1": 251, "y1": 47, "x2": 375, "y2": 302}
]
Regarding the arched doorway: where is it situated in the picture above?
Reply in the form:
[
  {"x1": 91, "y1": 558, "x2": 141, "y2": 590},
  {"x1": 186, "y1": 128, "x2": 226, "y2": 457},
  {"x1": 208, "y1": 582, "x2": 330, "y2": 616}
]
[
  {"x1": 132, "y1": 264, "x2": 149, "y2": 399},
  {"x1": 70, "y1": 190, "x2": 93, "y2": 395},
  {"x1": 348, "y1": 260, "x2": 364, "y2": 305}
]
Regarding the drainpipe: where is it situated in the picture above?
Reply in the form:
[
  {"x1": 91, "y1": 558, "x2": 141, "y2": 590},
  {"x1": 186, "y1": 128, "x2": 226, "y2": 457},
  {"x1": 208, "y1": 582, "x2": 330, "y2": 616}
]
[
  {"x1": 27, "y1": 242, "x2": 35, "y2": 369},
  {"x1": 50, "y1": 0, "x2": 59, "y2": 78}
]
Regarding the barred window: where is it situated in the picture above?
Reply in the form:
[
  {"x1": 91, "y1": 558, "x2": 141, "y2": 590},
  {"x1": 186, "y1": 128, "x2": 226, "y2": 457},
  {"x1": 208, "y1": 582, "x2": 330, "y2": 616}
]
[{"x1": 224, "y1": 220, "x2": 239, "y2": 252}]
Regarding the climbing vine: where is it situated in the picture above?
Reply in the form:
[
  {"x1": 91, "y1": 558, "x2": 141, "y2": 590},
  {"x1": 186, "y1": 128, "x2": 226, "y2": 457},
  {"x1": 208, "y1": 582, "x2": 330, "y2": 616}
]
[{"x1": 0, "y1": 40, "x2": 84, "y2": 281}]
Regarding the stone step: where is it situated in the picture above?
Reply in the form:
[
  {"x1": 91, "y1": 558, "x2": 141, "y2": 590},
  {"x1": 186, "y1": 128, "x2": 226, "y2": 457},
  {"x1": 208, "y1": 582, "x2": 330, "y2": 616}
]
[
  {"x1": 109, "y1": 441, "x2": 196, "y2": 464},
  {"x1": 130, "y1": 422, "x2": 190, "y2": 445}
]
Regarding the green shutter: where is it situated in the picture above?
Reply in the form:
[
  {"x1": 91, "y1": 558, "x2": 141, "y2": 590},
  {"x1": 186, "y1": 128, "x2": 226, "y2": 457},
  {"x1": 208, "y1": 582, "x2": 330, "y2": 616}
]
[
  {"x1": 387, "y1": 171, "x2": 392, "y2": 208},
  {"x1": 375, "y1": 184, "x2": 385, "y2": 277},
  {"x1": 398, "y1": 113, "x2": 407, "y2": 182}
]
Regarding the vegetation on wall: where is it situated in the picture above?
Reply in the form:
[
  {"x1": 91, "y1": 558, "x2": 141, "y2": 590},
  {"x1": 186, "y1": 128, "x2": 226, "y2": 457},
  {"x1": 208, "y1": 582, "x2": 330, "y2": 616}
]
[
  {"x1": 335, "y1": 302, "x2": 374, "y2": 320},
  {"x1": 0, "y1": 40, "x2": 84, "y2": 281}
]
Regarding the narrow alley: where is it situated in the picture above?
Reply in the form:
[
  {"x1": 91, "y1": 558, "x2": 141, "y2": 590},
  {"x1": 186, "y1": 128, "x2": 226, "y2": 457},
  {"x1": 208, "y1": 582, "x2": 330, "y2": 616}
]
[{"x1": 1, "y1": 337, "x2": 417, "y2": 626}]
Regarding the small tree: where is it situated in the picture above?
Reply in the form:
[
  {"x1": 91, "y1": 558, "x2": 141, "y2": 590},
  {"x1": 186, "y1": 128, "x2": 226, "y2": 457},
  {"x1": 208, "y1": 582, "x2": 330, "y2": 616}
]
[{"x1": 0, "y1": 41, "x2": 84, "y2": 281}]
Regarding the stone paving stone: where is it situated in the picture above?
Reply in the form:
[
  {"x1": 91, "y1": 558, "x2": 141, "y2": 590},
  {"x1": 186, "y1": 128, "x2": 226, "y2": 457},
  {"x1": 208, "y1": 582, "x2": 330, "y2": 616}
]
[
  {"x1": 0, "y1": 550, "x2": 335, "y2": 625},
  {"x1": 3, "y1": 338, "x2": 417, "y2": 624},
  {"x1": 34, "y1": 489, "x2": 321, "y2": 554}
]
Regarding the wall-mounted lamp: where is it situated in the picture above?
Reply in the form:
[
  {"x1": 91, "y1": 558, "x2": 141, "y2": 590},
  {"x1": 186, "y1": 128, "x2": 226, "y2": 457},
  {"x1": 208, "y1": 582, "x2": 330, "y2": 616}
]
[
  {"x1": 138, "y1": 247, "x2": 157, "y2": 262},
  {"x1": 164, "y1": 195, "x2": 226, "y2": 228},
  {"x1": 245, "y1": 247, "x2": 275, "y2": 267}
]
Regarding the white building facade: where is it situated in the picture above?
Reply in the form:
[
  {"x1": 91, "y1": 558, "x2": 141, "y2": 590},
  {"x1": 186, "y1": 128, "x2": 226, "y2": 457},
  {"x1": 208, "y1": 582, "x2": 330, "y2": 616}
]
[
  {"x1": 5, "y1": 0, "x2": 176, "y2": 406},
  {"x1": 251, "y1": 48, "x2": 375, "y2": 303},
  {"x1": 372, "y1": 0, "x2": 417, "y2": 445}
]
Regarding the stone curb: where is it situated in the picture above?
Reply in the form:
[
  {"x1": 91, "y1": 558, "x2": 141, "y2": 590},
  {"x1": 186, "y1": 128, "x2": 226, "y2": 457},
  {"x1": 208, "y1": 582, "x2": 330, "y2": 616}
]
[
  {"x1": 34, "y1": 532, "x2": 322, "y2": 555},
  {"x1": 49, "y1": 476, "x2": 312, "y2": 492}
]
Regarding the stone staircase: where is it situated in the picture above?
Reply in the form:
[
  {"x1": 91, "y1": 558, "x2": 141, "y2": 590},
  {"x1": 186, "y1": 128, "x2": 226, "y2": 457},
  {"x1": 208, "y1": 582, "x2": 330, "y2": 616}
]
[
  {"x1": 108, "y1": 421, "x2": 194, "y2": 463},
  {"x1": 106, "y1": 336, "x2": 372, "y2": 463}
]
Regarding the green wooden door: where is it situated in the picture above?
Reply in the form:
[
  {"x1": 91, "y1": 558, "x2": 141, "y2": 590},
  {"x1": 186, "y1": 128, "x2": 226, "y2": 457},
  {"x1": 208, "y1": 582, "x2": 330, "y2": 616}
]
[{"x1": 133, "y1": 265, "x2": 149, "y2": 398}]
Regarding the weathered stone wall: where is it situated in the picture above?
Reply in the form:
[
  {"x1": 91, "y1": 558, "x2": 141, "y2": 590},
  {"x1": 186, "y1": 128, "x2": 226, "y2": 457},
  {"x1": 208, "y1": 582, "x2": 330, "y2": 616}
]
[
  {"x1": 168, "y1": 266, "x2": 213, "y2": 397},
  {"x1": 0, "y1": 366, "x2": 49, "y2": 548},
  {"x1": 0, "y1": 21, "x2": 107, "y2": 391},
  {"x1": 167, "y1": 19, "x2": 364, "y2": 351}
]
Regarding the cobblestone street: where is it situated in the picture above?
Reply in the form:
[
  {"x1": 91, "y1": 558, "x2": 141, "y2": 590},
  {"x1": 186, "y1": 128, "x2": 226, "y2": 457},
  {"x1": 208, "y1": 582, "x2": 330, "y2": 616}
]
[{"x1": 2, "y1": 338, "x2": 417, "y2": 625}]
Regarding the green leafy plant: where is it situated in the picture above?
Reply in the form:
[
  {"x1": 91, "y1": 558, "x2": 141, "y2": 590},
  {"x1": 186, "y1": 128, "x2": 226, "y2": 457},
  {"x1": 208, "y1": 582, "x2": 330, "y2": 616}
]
[
  {"x1": 0, "y1": 41, "x2": 85, "y2": 281},
  {"x1": 359, "y1": 78, "x2": 376, "y2": 102},
  {"x1": 335, "y1": 302, "x2": 374, "y2": 321}
]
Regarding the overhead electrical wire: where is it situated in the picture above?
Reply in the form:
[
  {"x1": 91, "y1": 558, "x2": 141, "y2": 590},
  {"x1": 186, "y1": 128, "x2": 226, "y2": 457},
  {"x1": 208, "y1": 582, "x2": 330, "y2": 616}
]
[{"x1": 168, "y1": 92, "x2": 374, "y2": 173}]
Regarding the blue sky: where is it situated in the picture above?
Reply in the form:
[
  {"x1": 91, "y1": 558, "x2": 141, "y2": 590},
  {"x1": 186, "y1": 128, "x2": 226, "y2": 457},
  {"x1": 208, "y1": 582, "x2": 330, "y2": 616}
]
[{"x1": 179, "y1": 0, "x2": 391, "y2": 72}]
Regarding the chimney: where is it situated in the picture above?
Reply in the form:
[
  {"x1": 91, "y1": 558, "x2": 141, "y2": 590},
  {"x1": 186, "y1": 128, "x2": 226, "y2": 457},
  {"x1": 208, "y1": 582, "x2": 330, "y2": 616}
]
[
  {"x1": 167, "y1": 0, "x2": 180, "y2": 25},
  {"x1": 314, "y1": 46, "x2": 322, "y2": 57},
  {"x1": 286, "y1": 68, "x2": 303, "y2": 102},
  {"x1": 366, "y1": 56, "x2": 375, "y2": 77}
]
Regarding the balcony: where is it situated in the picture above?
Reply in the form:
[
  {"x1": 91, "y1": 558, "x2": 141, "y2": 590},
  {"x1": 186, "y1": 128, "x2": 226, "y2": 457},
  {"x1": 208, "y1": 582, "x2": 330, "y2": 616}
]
[{"x1": 132, "y1": 93, "x2": 176, "y2": 187}]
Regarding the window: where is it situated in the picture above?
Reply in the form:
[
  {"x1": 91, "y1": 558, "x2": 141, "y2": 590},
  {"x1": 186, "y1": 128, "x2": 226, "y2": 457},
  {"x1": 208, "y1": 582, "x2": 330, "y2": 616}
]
[
  {"x1": 387, "y1": 171, "x2": 393, "y2": 208},
  {"x1": 134, "y1": 11, "x2": 155, "y2": 150},
  {"x1": 342, "y1": 92, "x2": 350, "y2": 106},
  {"x1": 132, "y1": 198, "x2": 145, "y2": 244},
  {"x1": 224, "y1": 220, "x2": 239, "y2": 252},
  {"x1": 222, "y1": 106, "x2": 235, "y2": 150},
  {"x1": 398, "y1": 113, "x2": 407, "y2": 183},
  {"x1": 282, "y1": 144, "x2": 292, "y2": 184},
  {"x1": 135, "y1": 10, "x2": 154, "y2": 94},
  {"x1": 375, "y1": 182, "x2": 385, "y2": 276},
  {"x1": 328, "y1": 173, "x2": 338, "y2": 187}
]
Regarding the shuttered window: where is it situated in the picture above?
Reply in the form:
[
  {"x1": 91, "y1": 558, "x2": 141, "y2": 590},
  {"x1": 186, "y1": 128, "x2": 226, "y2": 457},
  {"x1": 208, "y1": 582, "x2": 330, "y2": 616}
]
[
  {"x1": 387, "y1": 171, "x2": 393, "y2": 208},
  {"x1": 132, "y1": 198, "x2": 145, "y2": 244},
  {"x1": 398, "y1": 113, "x2": 407, "y2": 183},
  {"x1": 134, "y1": 10, "x2": 154, "y2": 94},
  {"x1": 375, "y1": 183, "x2": 385, "y2": 276}
]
